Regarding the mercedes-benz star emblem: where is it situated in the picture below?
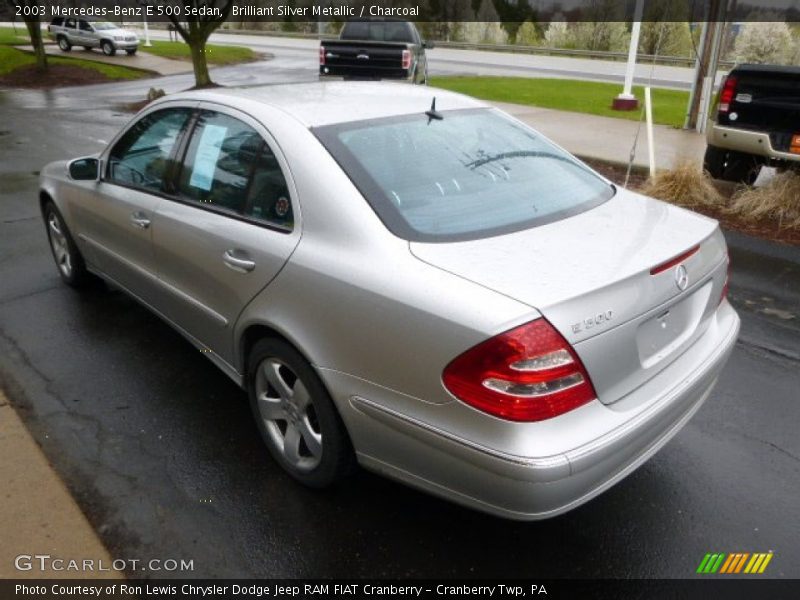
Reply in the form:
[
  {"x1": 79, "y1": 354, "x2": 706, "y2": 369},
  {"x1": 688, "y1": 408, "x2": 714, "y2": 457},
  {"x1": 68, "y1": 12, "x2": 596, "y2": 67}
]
[{"x1": 674, "y1": 264, "x2": 689, "y2": 291}]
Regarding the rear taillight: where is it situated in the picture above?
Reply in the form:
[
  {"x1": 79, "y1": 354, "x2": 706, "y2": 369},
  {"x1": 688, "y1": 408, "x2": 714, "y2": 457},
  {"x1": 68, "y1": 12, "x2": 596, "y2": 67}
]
[
  {"x1": 401, "y1": 49, "x2": 412, "y2": 70},
  {"x1": 720, "y1": 251, "x2": 730, "y2": 305},
  {"x1": 718, "y1": 76, "x2": 737, "y2": 114},
  {"x1": 319, "y1": 46, "x2": 326, "y2": 66},
  {"x1": 442, "y1": 318, "x2": 597, "y2": 422}
]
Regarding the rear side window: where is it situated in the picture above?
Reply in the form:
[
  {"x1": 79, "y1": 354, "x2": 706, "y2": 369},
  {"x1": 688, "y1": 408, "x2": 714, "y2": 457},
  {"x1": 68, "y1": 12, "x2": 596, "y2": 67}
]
[
  {"x1": 341, "y1": 21, "x2": 413, "y2": 43},
  {"x1": 176, "y1": 111, "x2": 293, "y2": 229},
  {"x1": 65, "y1": 18, "x2": 76, "y2": 29},
  {"x1": 107, "y1": 108, "x2": 192, "y2": 192},
  {"x1": 314, "y1": 109, "x2": 614, "y2": 242}
]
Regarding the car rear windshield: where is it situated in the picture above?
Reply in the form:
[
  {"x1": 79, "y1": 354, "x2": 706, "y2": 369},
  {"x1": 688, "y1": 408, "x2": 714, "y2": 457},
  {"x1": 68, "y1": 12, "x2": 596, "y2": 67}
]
[
  {"x1": 313, "y1": 109, "x2": 614, "y2": 242},
  {"x1": 340, "y1": 21, "x2": 414, "y2": 43}
]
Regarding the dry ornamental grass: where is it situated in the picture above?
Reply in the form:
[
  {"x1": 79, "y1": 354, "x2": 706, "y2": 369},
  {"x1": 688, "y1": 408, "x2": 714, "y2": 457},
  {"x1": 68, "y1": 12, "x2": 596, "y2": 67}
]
[
  {"x1": 638, "y1": 162, "x2": 724, "y2": 210},
  {"x1": 727, "y1": 171, "x2": 800, "y2": 230}
]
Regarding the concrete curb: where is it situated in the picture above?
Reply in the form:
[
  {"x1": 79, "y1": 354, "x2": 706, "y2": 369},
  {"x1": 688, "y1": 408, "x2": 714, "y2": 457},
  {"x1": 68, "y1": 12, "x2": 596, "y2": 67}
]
[{"x1": 0, "y1": 392, "x2": 121, "y2": 580}]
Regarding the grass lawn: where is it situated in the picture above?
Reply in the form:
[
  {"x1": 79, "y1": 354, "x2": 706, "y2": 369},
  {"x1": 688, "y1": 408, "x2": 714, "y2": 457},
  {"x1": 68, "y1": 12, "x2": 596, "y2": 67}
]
[
  {"x1": 0, "y1": 27, "x2": 148, "y2": 82},
  {"x1": 0, "y1": 26, "x2": 29, "y2": 45},
  {"x1": 143, "y1": 40, "x2": 256, "y2": 65},
  {"x1": 0, "y1": 45, "x2": 149, "y2": 80},
  {"x1": 429, "y1": 76, "x2": 689, "y2": 128}
]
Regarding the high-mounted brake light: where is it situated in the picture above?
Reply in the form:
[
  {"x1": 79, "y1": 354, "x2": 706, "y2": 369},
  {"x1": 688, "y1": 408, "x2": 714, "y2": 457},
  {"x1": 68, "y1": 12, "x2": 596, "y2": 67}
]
[
  {"x1": 401, "y1": 49, "x2": 412, "y2": 70},
  {"x1": 442, "y1": 318, "x2": 597, "y2": 422},
  {"x1": 319, "y1": 46, "x2": 326, "y2": 66},
  {"x1": 650, "y1": 245, "x2": 699, "y2": 275},
  {"x1": 718, "y1": 76, "x2": 738, "y2": 114}
]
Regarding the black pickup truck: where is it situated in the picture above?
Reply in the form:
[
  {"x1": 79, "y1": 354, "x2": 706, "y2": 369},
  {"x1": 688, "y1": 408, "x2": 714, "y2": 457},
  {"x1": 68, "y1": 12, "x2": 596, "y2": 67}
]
[
  {"x1": 704, "y1": 64, "x2": 800, "y2": 183},
  {"x1": 319, "y1": 19, "x2": 432, "y2": 84}
]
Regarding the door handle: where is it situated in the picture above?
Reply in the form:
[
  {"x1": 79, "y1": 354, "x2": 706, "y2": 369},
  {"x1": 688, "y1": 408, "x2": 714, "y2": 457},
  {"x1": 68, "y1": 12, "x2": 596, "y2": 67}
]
[
  {"x1": 223, "y1": 249, "x2": 256, "y2": 273},
  {"x1": 130, "y1": 212, "x2": 151, "y2": 229}
]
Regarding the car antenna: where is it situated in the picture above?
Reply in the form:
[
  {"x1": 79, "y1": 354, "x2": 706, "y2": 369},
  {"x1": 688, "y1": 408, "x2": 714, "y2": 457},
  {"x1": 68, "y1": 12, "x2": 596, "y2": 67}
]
[{"x1": 425, "y1": 97, "x2": 443, "y2": 123}]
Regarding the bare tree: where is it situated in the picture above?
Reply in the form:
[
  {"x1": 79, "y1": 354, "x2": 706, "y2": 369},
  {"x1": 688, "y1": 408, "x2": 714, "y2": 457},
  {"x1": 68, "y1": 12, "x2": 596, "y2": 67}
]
[
  {"x1": 150, "y1": 0, "x2": 234, "y2": 88},
  {"x1": 10, "y1": 0, "x2": 48, "y2": 72}
]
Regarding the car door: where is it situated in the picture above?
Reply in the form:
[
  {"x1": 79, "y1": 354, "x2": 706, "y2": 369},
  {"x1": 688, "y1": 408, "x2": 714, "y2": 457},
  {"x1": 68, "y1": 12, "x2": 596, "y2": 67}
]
[
  {"x1": 76, "y1": 20, "x2": 93, "y2": 46},
  {"x1": 72, "y1": 106, "x2": 193, "y2": 307},
  {"x1": 150, "y1": 106, "x2": 301, "y2": 365},
  {"x1": 63, "y1": 18, "x2": 77, "y2": 44}
]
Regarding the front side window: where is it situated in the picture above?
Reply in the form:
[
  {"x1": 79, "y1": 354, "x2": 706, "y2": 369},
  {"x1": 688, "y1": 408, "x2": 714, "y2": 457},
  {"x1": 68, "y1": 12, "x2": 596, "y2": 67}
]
[
  {"x1": 177, "y1": 111, "x2": 293, "y2": 229},
  {"x1": 314, "y1": 109, "x2": 614, "y2": 242},
  {"x1": 107, "y1": 108, "x2": 192, "y2": 192},
  {"x1": 79, "y1": 20, "x2": 92, "y2": 31}
]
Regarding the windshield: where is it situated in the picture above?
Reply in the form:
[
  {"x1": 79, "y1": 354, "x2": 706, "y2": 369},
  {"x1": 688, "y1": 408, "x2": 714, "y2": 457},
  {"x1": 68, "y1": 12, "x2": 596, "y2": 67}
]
[
  {"x1": 92, "y1": 22, "x2": 118, "y2": 30},
  {"x1": 314, "y1": 109, "x2": 614, "y2": 242}
]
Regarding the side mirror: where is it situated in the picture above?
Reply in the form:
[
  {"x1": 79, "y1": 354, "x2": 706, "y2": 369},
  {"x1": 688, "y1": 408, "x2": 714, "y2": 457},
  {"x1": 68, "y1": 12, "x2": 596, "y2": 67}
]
[
  {"x1": 68, "y1": 157, "x2": 100, "y2": 181},
  {"x1": 423, "y1": 40, "x2": 435, "y2": 49}
]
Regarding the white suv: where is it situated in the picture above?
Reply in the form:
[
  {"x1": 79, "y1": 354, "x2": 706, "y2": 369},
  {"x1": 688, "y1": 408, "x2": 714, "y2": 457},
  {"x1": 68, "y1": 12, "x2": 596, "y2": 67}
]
[{"x1": 48, "y1": 18, "x2": 139, "y2": 56}]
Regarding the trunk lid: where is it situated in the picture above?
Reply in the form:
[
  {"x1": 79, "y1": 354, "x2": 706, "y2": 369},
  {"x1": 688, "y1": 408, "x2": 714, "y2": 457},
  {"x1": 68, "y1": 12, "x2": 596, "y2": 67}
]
[{"x1": 410, "y1": 190, "x2": 729, "y2": 405}]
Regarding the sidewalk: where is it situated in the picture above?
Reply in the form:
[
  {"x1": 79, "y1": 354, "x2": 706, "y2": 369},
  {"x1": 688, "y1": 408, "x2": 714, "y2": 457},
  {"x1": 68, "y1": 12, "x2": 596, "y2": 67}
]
[
  {"x1": 492, "y1": 101, "x2": 706, "y2": 170},
  {"x1": 16, "y1": 44, "x2": 192, "y2": 75},
  {"x1": 0, "y1": 391, "x2": 121, "y2": 579}
]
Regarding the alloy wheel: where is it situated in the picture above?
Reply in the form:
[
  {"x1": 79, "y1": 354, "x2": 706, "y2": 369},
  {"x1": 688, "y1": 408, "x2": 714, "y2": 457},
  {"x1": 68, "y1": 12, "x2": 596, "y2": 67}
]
[
  {"x1": 255, "y1": 357, "x2": 323, "y2": 472},
  {"x1": 48, "y1": 212, "x2": 72, "y2": 277}
]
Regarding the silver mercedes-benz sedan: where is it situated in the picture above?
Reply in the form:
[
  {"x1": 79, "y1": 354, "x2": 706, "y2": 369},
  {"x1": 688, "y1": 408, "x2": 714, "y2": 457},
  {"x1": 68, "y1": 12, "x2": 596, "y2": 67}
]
[{"x1": 39, "y1": 82, "x2": 739, "y2": 519}]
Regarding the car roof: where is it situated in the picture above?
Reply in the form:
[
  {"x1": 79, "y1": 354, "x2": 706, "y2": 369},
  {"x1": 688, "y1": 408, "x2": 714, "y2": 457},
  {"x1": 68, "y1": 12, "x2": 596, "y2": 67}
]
[{"x1": 168, "y1": 82, "x2": 487, "y2": 128}]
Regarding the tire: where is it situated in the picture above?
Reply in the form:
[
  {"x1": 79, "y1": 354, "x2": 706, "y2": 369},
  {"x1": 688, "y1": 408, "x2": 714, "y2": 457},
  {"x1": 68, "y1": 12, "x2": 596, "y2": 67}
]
[
  {"x1": 101, "y1": 40, "x2": 116, "y2": 56},
  {"x1": 43, "y1": 201, "x2": 90, "y2": 288},
  {"x1": 703, "y1": 144, "x2": 762, "y2": 185},
  {"x1": 247, "y1": 338, "x2": 355, "y2": 488},
  {"x1": 126, "y1": 48, "x2": 137, "y2": 56},
  {"x1": 57, "y1": 36, "x2": 71, "y2": 52}
]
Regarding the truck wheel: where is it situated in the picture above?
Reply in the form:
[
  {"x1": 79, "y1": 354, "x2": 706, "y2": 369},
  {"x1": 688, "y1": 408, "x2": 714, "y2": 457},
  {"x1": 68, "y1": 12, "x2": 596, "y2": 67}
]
[
  {"x1": 723, "y1": 152, "x2": 762, "y2": 185},
  {"x1": 101, "y1": 40, "x2": 116, "y2": 56},
  {"x1": 703, "y1": 145, "x2": 727, "y2": 179},
  {"x1": 57, "y1": 36, "x2": 72, "y2": 52},
  {"x1": 704, "y1": 145, "x2": 762, "y2": 185}
]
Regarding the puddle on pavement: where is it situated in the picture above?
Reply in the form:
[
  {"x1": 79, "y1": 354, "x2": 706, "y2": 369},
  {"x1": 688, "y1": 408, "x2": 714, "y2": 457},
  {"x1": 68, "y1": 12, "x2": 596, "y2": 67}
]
[{"x1": 0, "y1": 172, "x2": 37, "y2": 195}]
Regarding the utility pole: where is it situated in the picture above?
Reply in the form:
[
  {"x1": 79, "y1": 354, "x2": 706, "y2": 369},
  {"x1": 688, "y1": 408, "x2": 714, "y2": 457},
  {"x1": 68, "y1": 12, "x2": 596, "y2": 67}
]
[{"x1": 685, "y1": 0, "x2": 727, "y2": 130}]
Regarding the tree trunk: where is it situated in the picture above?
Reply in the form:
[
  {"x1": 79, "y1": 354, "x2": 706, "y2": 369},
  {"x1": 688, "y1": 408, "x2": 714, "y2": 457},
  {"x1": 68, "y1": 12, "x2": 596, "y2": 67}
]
[
  {"x1": 23, "y1": 18, "x2": 48, "y2": 72},
  {"x1": 189, "y1": 36, "x2": 212, "y2": 88}
]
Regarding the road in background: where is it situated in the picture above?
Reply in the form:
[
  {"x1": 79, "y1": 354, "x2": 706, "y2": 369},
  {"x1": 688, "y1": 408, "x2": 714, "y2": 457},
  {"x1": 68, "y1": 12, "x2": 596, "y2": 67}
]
[
  {"x1": 178, "y1": 30, "x2": 718, "y2": 90},
  {"x1": 0, "y1": 64, "x2": 797, "y2": 579}
]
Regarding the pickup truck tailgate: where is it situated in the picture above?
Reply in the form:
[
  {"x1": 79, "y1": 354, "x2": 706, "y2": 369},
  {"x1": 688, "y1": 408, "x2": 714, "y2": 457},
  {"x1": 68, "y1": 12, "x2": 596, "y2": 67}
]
[{"x1": 321, "y1": 41, "x2": 408, "y2": 78}]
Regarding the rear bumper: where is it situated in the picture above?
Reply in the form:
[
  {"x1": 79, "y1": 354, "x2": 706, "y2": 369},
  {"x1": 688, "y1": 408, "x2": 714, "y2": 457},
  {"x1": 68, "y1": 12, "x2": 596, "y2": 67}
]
[
  {"x1": 332, "y1": 301, "x2": 740, "y2": 520},
  {"x1": 319, "y1": 67, "x2": 414, "y2": 82},
  {"x1": 707, "y1": 120, "x2": 800, "y2": 163}
]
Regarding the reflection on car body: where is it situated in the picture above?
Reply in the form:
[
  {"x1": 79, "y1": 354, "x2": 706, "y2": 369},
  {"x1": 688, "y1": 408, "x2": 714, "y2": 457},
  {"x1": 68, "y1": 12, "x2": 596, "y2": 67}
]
[{"x1": 39, "y1": 83, "x2": 739, "y2": 519}]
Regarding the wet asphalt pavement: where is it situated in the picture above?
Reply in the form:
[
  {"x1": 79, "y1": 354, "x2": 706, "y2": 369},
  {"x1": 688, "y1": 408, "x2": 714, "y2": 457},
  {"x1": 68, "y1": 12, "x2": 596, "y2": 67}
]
[{"x1": 0, "y1": 62, "x2": 799, "y2": 579}]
